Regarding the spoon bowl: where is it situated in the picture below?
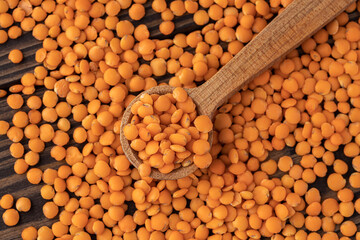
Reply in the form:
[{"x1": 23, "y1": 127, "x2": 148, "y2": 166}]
[
  {"x1": 120, "y1": 85, "x2": 210, "y2": 180},
  {"x1": 120, "y1": 0, "x2": 354, "y2": 180}
]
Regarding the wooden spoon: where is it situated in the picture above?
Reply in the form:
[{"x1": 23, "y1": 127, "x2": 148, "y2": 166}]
[{"x1": 120, "y1": 0, "x2": 355, "y2": 180}]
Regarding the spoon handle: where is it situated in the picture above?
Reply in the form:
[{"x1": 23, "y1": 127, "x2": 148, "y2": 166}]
[{"x1": 190, "y1": 0, "x2": 354, "y2": 117}]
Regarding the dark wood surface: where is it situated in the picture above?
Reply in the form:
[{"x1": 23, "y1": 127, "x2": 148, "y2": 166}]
[
  {"x1": 0, "y1": 4, "x2": 205, "y2": 239},
  {"x1": 0, "y1": 2, "x2": 358, "y2": 240}
]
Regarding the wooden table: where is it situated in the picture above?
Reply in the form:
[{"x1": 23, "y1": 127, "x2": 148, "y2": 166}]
[{"x1": 0, "y1": 3, "x2": 359, "y2": 239}]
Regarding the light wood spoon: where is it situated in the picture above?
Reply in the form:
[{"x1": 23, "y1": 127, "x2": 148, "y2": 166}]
[{"x1": 120, "y1": 0, "x2": 355, "y2": 180}]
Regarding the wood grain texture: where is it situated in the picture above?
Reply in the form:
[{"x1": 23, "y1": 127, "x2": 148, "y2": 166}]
[
  {"x1": 191, "y1": 0, "x2": 355, "y2": 117},
  {"x1": 0, "y1": 0, "x2": 358, "y2": 239}
]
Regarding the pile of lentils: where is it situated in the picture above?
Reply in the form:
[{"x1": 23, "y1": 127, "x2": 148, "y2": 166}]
[
  {"x1": 123, "y1": 87, "x2": 214, "y2": 176},
  {"x1": 0, "y1": 0, "x2": 359, "y2": 239}
]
